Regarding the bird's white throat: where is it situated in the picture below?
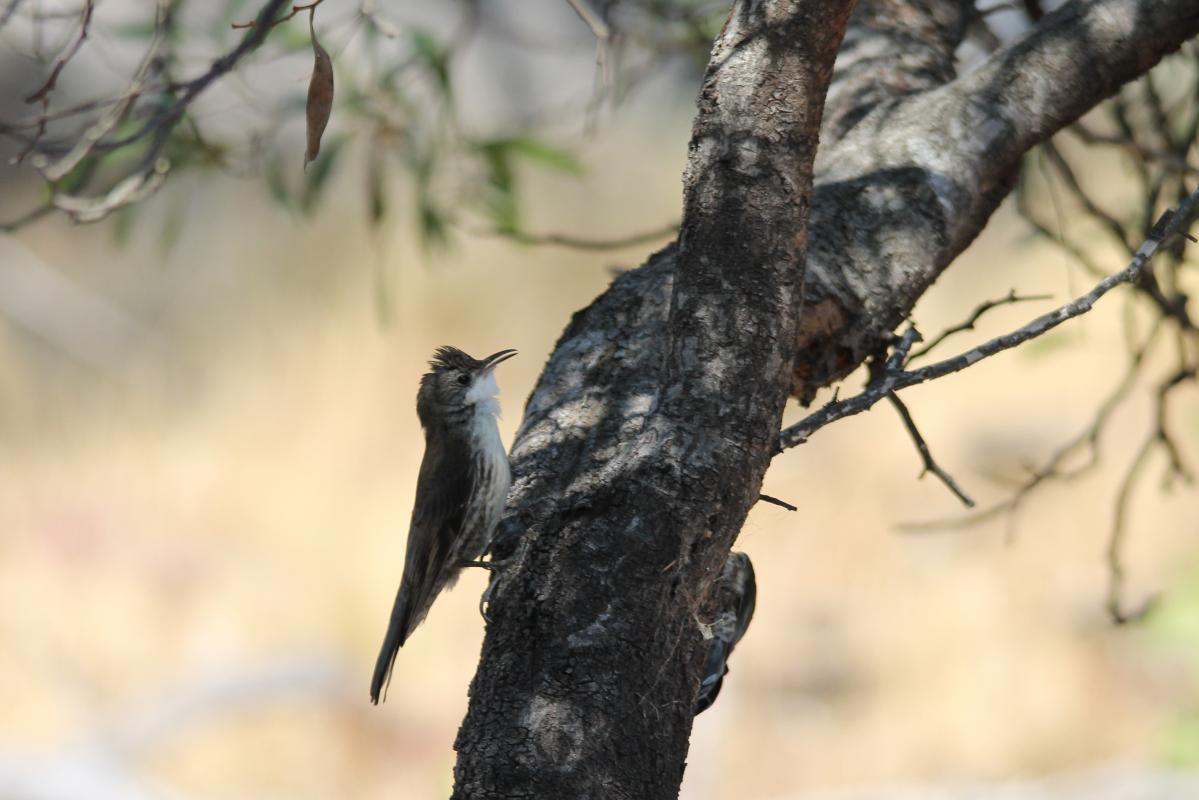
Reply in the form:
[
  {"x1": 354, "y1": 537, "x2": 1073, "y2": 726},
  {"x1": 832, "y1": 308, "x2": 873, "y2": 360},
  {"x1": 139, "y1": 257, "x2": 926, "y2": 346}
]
[
  {"x1": 465, "y1": 369, "x2": 511, "y2": 535},
  {"x1": 466, "y1": 370, "x2": 502, "y2": 419}
]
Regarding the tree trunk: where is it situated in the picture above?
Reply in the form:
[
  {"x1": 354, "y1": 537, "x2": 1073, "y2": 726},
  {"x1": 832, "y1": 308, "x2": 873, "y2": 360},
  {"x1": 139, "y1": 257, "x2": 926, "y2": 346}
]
[{"x1": 450, "y1": 0, "x2": 1199, "y2": 797}]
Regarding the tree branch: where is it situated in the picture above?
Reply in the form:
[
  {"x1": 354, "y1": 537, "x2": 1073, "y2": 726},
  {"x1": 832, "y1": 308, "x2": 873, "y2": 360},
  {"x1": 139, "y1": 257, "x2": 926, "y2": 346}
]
[
  {"x1": 905, "y1": 315, "x2": 1167, "y2": 534},
  {"x1": 778, "y1": 185, "x2": 1199, "y2": 453},
  {"x1": 22, "y1": 0, "x2": 93, "y2": 104},
  {"x1": 886, "y1": 391, "x2": 975, "y2": 507},
  {"x1": 820, "y1": 0, "x2": 969, "y2": 147},
  {"x1": 231, "y1": 0, "x2": 325, "y2": 30},
  {"x1": 792, "y1": 0, "x2": 1199, "y2": 400},
  {"x1": 469, "y1": 222, "x2": 679, "y2": 252},
  {"x1": 909, "y1": 289, "x2": 1053, "y2": 361}
]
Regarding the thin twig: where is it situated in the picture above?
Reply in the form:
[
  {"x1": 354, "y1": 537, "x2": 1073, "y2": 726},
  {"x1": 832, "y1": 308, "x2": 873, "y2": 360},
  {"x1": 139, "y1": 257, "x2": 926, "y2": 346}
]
[
  {"x1": 96, "y1": 0, "x2": 292, "y2": 155},
  {"x1": 472, "y1": 222, "x2": 678, "y2": 251},
  {"x1": 905, "y1": 316, "x2": 1166, "y2": 532},
  {"x1": 565, "y1": 0, "x2": 612, "y2": 133},
  {"x1": 1017, "y1": 157, "x2": 1107, "y2": 280},
  {"x1": 1042, "y1": 141, "x2": 1134, "y2": 254},
  {"x1": 1106, "y1": 436, "x2": 1157, "y2": 625},
  {"x1": 1069, "y1": 123, "x2": 1199, "y2": 177},
  {"x1": 910, "y1": 289, "x2": 1053, "y2": 361},
  {"x1": 886, "y1": 392, "x2": 975, "y2": 507},
  {"x1": 0, "y1": 0, "x2": 24, "y2": 30},
  {"x1": 29, "y1": 3, "x2": 172, "y2": 183},
  {"x1": 757, "y1": 494, "x2": 797, "y2": 512},
  {"x1": 232, "y1": 0, "x2": 324, "y2": 30},
  {"x1": 24, "y1": 0, "x2": 93, "y2": 104}
]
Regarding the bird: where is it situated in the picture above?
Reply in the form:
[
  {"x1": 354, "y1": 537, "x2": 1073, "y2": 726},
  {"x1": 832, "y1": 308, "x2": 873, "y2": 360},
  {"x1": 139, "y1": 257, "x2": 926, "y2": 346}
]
[
  {"x1": 694, "y1": 551, "x2": 756, "y2": 715},
  {"x1": 370, "y1": 345, "x2": 517, "y2": 704}
]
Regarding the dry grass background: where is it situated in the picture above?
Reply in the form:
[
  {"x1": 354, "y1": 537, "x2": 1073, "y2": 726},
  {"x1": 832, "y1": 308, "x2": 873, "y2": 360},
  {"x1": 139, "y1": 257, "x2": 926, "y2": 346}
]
[{"x1": 0, "y1": 104, "x2": 1197, "y2": 799}]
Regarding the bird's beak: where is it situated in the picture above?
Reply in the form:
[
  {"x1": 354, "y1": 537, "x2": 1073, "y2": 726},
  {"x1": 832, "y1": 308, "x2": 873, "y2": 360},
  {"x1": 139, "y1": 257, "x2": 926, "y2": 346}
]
[{"x1": 478, "y1": 349, "x2": 517, "y2": 373}]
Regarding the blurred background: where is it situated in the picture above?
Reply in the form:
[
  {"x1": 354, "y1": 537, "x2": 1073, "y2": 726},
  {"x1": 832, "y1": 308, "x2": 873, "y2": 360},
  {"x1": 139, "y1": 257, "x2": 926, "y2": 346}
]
[{"x1": 1, "y1": 1, "x2": 1197, "y2": 798}]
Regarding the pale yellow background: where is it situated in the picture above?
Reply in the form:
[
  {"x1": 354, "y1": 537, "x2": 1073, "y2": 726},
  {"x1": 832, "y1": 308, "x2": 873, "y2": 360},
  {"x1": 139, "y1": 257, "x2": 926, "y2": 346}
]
[{"x1": 1, "y1": 44, "x2": 1198, "y2": 800}]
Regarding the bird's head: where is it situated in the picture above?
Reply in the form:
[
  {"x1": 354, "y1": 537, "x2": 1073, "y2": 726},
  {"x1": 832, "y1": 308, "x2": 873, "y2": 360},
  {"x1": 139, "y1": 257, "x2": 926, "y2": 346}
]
[{"x1": 417, "y1": 346, "x2": 517, "y2": 425}]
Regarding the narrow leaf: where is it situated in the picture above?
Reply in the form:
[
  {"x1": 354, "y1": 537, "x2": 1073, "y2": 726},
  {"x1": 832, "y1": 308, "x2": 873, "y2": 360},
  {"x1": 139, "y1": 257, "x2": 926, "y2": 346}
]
[
  {"x1": 266, "y1": 156, "x2": 295, "y2": 212},
  {"x1": 506, "y1": 137, "x2": 583, "y2": 175},
  {"x1": 304, "y1": 12, "x2": 334, "y2": 170},
  {"x1": 367, "y1": 151, "x2": 388, "y2": 228},
  {"x1": 410, "y1": 31, "x2": 450, "y2": 98}
]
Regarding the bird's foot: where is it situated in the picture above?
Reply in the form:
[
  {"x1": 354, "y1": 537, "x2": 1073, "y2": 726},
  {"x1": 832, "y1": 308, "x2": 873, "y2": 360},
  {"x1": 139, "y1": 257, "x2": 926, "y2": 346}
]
[
  {"x1": 476, "y1": 559, "x2": 515, "y2": 623},
  {"x1": 458, "y1": 556, "x2": 512, "y2": 573}
]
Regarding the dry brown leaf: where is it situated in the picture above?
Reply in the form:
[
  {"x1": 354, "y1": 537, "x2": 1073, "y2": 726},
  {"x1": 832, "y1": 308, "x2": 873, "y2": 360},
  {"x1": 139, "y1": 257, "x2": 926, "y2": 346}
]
[{"x1": 304, "y1": 12, "x2": 334, "y2": 170}]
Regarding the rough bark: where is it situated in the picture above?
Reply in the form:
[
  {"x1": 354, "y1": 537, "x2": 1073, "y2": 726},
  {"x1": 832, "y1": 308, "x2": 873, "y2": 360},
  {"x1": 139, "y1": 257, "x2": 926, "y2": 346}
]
[{"x1": 450, "y1": 0, "x2": 1199, "y2": 797}]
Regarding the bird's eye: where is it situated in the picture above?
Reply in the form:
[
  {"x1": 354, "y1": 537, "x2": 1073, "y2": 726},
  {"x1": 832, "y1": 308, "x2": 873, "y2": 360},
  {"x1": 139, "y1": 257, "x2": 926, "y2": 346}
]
[{"x1": 456, "y1": 373, "x2": 471, "y2": 386}]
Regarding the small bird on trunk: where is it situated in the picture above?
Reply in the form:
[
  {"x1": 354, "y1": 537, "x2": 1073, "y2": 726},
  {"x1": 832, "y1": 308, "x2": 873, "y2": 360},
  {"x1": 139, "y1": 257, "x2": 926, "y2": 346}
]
[
  {"x1": 370, "y1": 346, "x2": 516, "y2": 704},
  {"x1": 694, "y1": 551, "x2": 756, "y2": 715}
]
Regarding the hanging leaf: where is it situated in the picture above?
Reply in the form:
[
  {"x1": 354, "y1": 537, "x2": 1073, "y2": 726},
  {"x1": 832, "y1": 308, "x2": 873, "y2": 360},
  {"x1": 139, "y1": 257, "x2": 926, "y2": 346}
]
[
  {"x1": 304, "y1": 12, "x2": 334, "y2": 170},
  {"x1": 367, "y1": 150, "x2": 389, "y2": 229}
]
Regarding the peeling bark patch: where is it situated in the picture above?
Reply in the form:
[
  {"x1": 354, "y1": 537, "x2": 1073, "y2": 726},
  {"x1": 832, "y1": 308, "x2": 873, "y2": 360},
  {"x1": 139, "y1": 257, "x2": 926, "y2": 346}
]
[{"x1": 526, "y1": 695, "x2": 586, "y2": 768}]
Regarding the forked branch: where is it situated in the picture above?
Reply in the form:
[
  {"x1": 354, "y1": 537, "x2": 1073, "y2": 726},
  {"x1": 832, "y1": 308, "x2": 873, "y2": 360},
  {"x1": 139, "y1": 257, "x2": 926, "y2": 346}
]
[{"x1": 777, "y1": 184, "x2": 1199, "y2": 454}]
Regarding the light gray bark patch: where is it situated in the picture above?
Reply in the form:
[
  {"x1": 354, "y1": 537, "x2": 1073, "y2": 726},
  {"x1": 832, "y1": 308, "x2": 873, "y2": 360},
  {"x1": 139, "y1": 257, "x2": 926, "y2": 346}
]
[
  {"x1": 567, "y1": 611, "x2": 613, "y2": 648},
  {"x1": 525, "y1": 695, "x2": 586, "y2": 768}
]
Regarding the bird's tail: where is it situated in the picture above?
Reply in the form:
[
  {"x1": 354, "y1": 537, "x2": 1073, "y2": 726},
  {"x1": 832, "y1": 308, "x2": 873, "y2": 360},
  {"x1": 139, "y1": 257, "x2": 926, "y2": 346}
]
[{"x1": 370, "y1": 584, "x2": 415, "y2": 704}]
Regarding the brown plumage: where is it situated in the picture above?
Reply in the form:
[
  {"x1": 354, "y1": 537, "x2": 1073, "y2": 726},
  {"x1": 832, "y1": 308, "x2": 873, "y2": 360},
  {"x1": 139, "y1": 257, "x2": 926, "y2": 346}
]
[{"x1": 370, "y1": 346, "x2": 515, "y2": 704}]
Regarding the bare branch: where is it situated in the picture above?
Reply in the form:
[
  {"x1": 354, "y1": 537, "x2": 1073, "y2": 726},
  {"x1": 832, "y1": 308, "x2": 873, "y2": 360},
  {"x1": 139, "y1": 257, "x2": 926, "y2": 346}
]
[
  {"x1": 471, "y1": 222, "x2": 678, "y2": 252},
  {"x1": 564, "y1": 0, "x2": 613, "y2": 132},
  {"x1": 0, "y1": 0, "x2": 23, "y2": 30},
  {"x1": 777, "y1": 184, "x2": 1199, "y2": 454},
  {"x1": 906, "y1": 315, "x2": 1167, "y2": 533},
  {"x1": 1069, "y1": 122, "x2": 1199, "y2": 177},
  {"x1": 1016, "y1": 160, "x2": 1109, "y2": 280},
  {"x1": 23, "y1": 0, "x2": 93, "y2": 104},
  {"x1": 886, "y1": 391, "x2": 975, "y2": 507},
  {"x1": 910, "y1": 289, "x2": 1053, "y2": 361},
  {"x1": 231, "y1": 0, "x2": 325, "y2": 30},
  {"x1": 88, "y1": 0, "x2": 292, "y2": 155},
  {"x1": 1107, "y1": 437, "x2": 1158, "y2": 624},
  {"x1": 53, "y1": 156, "x2": 171, "y2": 224},
  {"x1": 1041, "y1": 141, "x2": 1134, "y2": 253},
  {"x1": 757, "y1": 494, "x2": 797, "y2": 512}
]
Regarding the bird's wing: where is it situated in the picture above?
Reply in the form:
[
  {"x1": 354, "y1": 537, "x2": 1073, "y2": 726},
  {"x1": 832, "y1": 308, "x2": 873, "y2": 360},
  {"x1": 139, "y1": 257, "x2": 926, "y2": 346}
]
[{"x1": 370, "y1": 428, "x2": 473, "y2": 703}]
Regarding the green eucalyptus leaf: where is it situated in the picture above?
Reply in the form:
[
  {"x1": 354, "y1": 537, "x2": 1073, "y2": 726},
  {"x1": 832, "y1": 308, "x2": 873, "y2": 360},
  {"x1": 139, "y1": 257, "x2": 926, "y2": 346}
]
[
  {"x1": 367, "y1": 153, "x2": 388, "y2": 228},
  {"x1": 505, "y1": 137, "x2": 583, "y2": 175},
  {"x1": 410, "y1": 31, "x2": 451, "y2": 98},
  {"x1": 418, "y1": 200, "x2": 448, "y2": 251},
  {"x1": 266, "y1": 156, "x2": 296, "y2": 212}
]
